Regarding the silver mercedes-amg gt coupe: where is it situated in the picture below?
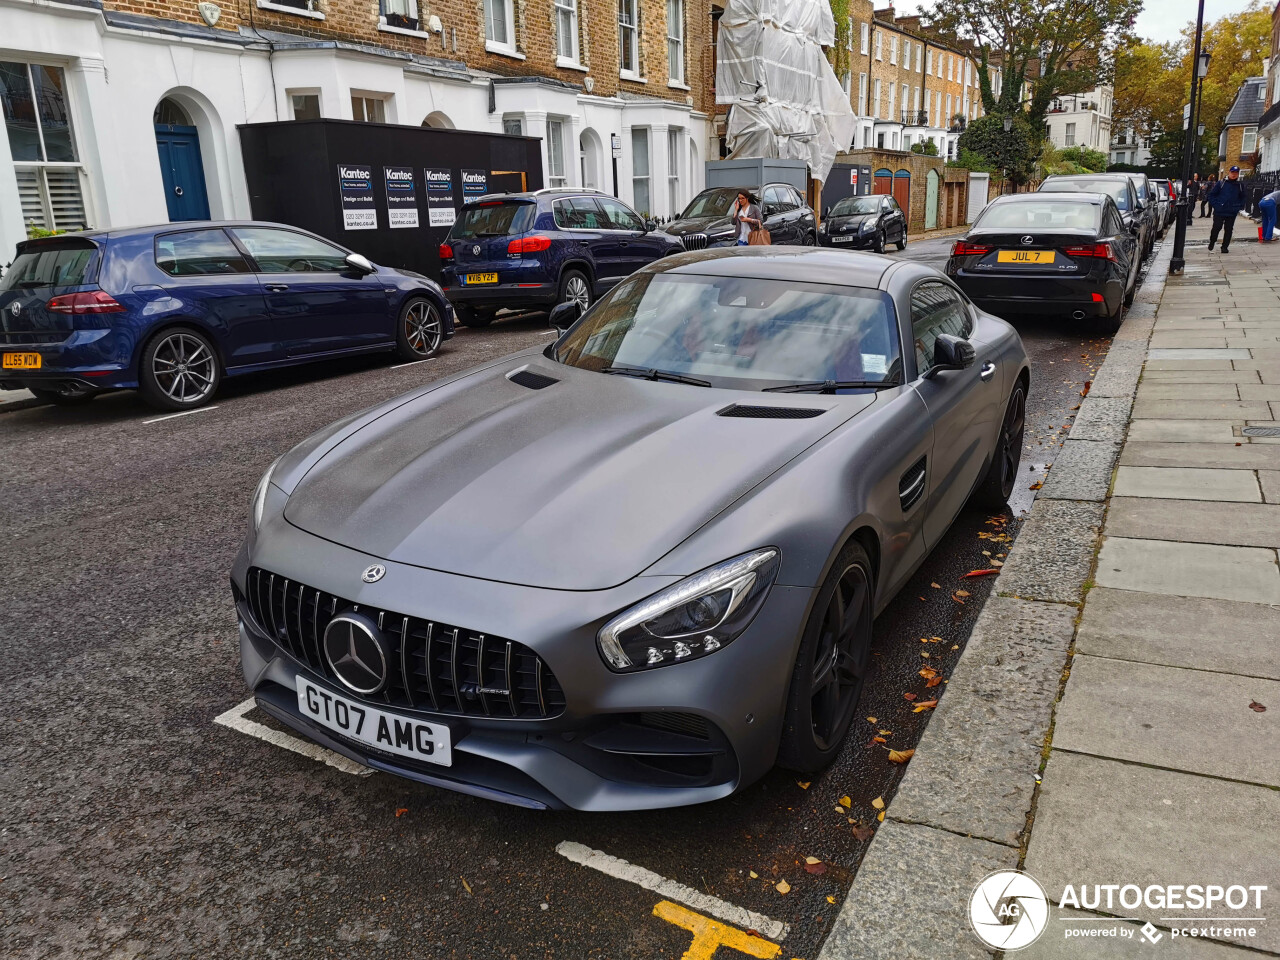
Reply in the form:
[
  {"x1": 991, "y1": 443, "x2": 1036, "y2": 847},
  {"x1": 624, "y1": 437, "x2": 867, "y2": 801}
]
[{"x1": 232, "y1": 247, "x2": 1028, "y2": 811}]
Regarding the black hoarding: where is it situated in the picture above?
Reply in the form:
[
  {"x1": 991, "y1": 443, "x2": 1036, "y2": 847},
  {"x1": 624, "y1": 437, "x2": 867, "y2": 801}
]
[{"x1": 238, "y1": 119, "x2": 544, "y2": 279}]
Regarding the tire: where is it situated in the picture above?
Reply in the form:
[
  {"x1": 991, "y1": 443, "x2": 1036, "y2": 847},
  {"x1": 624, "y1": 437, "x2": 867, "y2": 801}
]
[
  {"x1": 395, "y1": 296, "x2": 444, "y2": 361},
  {"x1": 896, "y1": 229, "x2": 908, "y2": 251},
  {"x1": 138, "y1": 326, "x2": 221, "y2": 411},
  {"x1": 1095, "y1": 297, "x2": 1125, "y2": 336},
  {"x1": 557, "y1": 269, "x2": 592, "y2": 313},
  {"x1": 873, "y1": 230, "x2": 886, "y2": 254},
  {"x1": 777, "y1": 540, "x2": 875, "y2": 773},
  {"x1": 802, "y1": 231, "x2": 817, "y2": 246},
  {"x1": 28, "y1": 383, "x2": 95, "y2": 406},
  {"x1": 972, "y1": 381, "x2": 1027, "y2": 509},
  {"x1": 455, "y1": 305, "x2": 494, "y2": 328}
]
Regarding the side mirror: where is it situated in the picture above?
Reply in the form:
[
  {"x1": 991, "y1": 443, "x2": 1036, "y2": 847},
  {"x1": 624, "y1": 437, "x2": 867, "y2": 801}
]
[
  {"x1": 924, "y1": 334, "x2": 976, "y2": 379},
  {"x1": 548, "y1": 300, "x2": 582, "y2": 335},
  {"x1": 345, "y1": 252, "x2": 375, "y2": 274},
  {"x1": 823, "y1": 206, "x2": 830, "y2": 217},
  {"x1": 643, "y1": 219, "x2": 657, "y2": 232}
]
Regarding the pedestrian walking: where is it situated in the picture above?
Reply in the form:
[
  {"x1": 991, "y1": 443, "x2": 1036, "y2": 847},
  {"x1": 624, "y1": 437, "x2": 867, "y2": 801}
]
[
  {"x1": 1199, "y1": 175, "x2": 1215, "y2": 218},
  {"x1": 1208, "y1": 167, "x2": 1246, "y2": 253},
  {"x1": 1260, "y1": 187, "x2": 1280, "y2": 242},
  {"x1": 731, "y1": 190, "x2": 763, "y2": 246}
]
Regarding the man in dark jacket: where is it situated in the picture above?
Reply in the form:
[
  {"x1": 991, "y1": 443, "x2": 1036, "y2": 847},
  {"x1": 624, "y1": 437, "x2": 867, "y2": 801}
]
[{"x1": 1208, "y1": 166, "x2": 1246, "y2": 253}]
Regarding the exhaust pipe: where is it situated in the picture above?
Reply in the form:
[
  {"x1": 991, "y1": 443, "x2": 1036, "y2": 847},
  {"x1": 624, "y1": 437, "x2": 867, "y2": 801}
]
[{"x1": 1072, "y1": 310, "x2": 1086, "y2": 320}]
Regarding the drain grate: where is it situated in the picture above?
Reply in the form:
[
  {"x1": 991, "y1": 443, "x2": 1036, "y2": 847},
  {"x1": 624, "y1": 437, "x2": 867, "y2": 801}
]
[{"x1": 1242, "y1": 426, "x2": 1280, "y2": 438}]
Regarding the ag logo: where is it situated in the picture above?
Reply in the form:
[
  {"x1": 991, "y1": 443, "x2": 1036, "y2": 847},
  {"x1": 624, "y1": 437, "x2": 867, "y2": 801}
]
[{"x1": 969, "y1": 870, "x2": 1049, "y2": 950}]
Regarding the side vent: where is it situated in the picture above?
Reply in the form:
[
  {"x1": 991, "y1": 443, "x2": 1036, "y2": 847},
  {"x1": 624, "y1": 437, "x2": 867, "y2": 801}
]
[
  {"x1": 508, "y1": 368, "x2": 560, "y2": 390},
  {"x1": 899, "y1": 456, "x2": 927, "y2": 512},
  {"x1": 718, "y1": 404, "x2": 826, "y2": 420}
]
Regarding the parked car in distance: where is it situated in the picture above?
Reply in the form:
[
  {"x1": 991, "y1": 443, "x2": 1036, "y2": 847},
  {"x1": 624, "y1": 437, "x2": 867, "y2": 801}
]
[
  {"x1": 234, "y1": 245, "x2": 1028, "y2": 810},
  {"x1": 0, "y1": 222, "x2": 452, "y2": 411},
  {"x1": 1149, "y1": 178, "x2": 1176, "y2": 232},
  {"x1": 1038, "y1": 173, "x2": 1150, "y2": 263},
  {"x1": 817, "y1": 194, "x2": 907, "y2": 253},
  {"x1": 945, "y1": 192, "x2": 1138, "y2": 333},
  {"x1": 439, "y1": 189, "x2": 681, "y2": 328},
  {"x1": 1119, "y1": 172, "x2": 1160, "y2": 255},
  {"x1": 656, "y1": 184, "x2": 818, "y2": 250}
]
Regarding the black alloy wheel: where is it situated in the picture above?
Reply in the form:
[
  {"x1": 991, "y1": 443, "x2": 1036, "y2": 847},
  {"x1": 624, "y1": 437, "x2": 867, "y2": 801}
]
[
  {"x1": 973, "y1": 382, "x2": 1027, "y2": 508},
  {"x1": 778, "y1": 540, "x2": 875, "y2": 772},
  {"x1": 28, "y1": 383, "x2": 96, "y2": 406},
  {"x1": 396, "y1": 297, "x2": 444, "y2": 360}
]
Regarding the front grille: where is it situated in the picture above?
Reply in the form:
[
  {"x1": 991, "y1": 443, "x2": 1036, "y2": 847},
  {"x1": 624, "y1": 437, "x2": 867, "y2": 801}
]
[
  {"x1": 680, "y1": 233, "x2": 709, "y2": 251},
  {"x1": 718, "y1": 404, "x2": 826, "y2": 419},
  {"x1": 639, "y1": 712, "x2": 710, "y2": 739},
  {"x1": 244, "y1": 567, "x2": 566, "y2": 720}
]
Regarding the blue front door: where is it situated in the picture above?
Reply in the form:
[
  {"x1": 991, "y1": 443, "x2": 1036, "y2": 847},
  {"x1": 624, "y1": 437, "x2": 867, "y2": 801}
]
[{"x1": 155, "y1": 124, "x2": 211, "y2": 221}]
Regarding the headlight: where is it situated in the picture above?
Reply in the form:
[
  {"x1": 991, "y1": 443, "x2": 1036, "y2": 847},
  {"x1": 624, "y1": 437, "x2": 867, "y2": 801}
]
[
  {"x1": 251, "y1": 455, "x2": 285, "y2": 531},
  {"x1": 860, "y1": 220, "x2": 877, "y2": 232},
  {"x1": 597, "y1": 549, "x2": 779, "y2": 671}
]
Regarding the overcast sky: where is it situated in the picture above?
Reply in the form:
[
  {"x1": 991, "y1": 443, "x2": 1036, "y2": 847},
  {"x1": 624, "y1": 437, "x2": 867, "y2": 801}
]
[{"x1": 892, "y1": 0, "x2": 1260, "y2": 45}]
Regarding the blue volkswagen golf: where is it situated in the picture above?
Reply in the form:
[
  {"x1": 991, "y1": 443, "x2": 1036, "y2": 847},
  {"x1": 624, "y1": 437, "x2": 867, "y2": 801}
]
[{"x1": 0, "y1": 221, "x2": 454, "y2": 411}]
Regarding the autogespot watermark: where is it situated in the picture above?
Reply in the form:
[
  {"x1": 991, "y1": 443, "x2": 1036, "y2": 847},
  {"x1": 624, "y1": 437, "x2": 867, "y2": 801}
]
[{"x1": 969, "y1": 871, "x2": 1268, "y2": 950}]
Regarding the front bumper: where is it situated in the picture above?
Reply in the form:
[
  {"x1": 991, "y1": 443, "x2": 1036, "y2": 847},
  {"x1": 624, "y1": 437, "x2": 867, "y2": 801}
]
[
  {"x1": 231, "y1": 519, "x2": 811, "y2": 811},
  {"x1": 818, "y1": 233, "x2": 876, "y2": 249}
]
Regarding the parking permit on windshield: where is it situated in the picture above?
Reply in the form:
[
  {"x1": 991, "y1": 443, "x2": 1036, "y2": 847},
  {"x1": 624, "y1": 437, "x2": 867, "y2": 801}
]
[{"x1": 862, "y1": 354, "x2": 887, "y2": 375}]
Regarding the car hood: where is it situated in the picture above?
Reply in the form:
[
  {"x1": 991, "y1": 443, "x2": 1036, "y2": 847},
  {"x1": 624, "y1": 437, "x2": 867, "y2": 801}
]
[
  {"x1": 284, "y1": 358, "x2": 873, "y2": 590},
  {"x1": 662, "y1": 215, "x2": 734, "y2": 237},
  {"x1": 825, "y1": 214, "x2": 876, "y2": 232}
]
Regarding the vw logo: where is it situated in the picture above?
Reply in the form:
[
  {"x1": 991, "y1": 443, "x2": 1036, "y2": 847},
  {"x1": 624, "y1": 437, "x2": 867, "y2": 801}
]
[
  {"x1": 323, "y1": 611, "x2": 390, "y2": 695},
  {"x1": 1020, "y1": 235, "x2": 1034, "y2": 245},
  {"x1": 472, "y1": 244, "x2": 481, "y2": 255},
  {"x1": 361, "y1": 564, "x2": 385, "y2": 583},
  {"x1": 969, "y1": 870, "x2": 1049, "y2": 950},
  {"x1": 8, "y1": 301, "x2": 19, "y2": 317}
]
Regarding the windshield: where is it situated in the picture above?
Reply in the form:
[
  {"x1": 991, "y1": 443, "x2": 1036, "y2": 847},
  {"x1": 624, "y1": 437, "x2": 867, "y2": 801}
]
[
  {"x1": 975, "y1": 200, "x2": 1100, "y2": 231},
  {"x1": 679, "y1": 188, "x2": 742, "y2": 220},
  {"x1": 1, "y1": 241, "x2": 98, "y2": 290},
  {"x1": 554, "y1": 273, "x2": 902, "y2": 389},
  {"x1": 1041, "y1": 179, "x2": 1130, "y2": 211},
  {"x1": 447, "y1": 201, "x2": 535, "y2": 239},
  {"x1": 831, "y1": 197, "x2": 881, "y2": 216}
]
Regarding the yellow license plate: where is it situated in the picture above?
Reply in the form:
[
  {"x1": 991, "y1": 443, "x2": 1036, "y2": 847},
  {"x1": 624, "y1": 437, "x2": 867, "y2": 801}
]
[
  {"x1": 465, "y1": 273, "x2": 498, "y2": 284},
  {"x1": 2, "y1": 352, "x2": 41, "y2": 370},
  {"x1": 997, "y1": 250, "x2": 1055, "y2": 264}
]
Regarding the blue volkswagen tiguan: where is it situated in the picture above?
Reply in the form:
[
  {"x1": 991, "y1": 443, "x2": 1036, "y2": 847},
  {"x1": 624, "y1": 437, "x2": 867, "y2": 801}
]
[
  {"x1": 0, "y1": 221, "x2": 454, "y2": 411},
  {"x1": 439, "y1": 189, "x2": 683, "y2": 327}
]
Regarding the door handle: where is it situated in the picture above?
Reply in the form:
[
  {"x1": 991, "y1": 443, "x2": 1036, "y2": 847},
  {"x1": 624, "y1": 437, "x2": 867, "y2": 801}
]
[
  {"x1": 579, "y1": 240, "x2": 590, "y2": 246},
  {"x1": 265, "y1": 283, "x2": 289, "y2": 292},
  {"x1": 619, "y1": 241, "x2": 630, "y2": 247},
  {"x1": 980, "y1": 361, "x2": 997, "y2": 381}
]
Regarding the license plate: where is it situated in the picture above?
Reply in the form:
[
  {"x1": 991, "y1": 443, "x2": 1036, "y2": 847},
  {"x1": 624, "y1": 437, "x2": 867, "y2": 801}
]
[
  {"x1": 296, "y1": 677, "x2": 452, "y2": 766},
  {"x1": 831, "y1": 236, "x2": 854, "y2": 243},
  {"x1": 2, "y1": 352, "x2": 41, "y2": 370},
  {"x1": 997, "y1": 250, "x2": 1055, "y2": 264},
  {"x1": 465, "y1": 273, "x2": 498, "y2": 284}
]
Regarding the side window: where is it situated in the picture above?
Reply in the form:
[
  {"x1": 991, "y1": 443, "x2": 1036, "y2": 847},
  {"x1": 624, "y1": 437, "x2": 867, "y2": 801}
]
[
  {"x1": 597, "y1": 197, "x2": 644, "y2": 231},
  {"x1": 889, "y1": 198, "x2": 902, "y2": 213},
  {"x1": 155, "y1": 229, "x2": 251, "y2": 277},
  {"x1": 230, "y1": 228, "x2": 350, "y2": 273},
  {"x1": 763, "y1": 185, "x2": 785, "y2": 214},
  {"x1": 787, "y1": 186, "x2": 805, "y2": 210},
  {"x1": 554, "y1": 197, "x2": 607, "y2": 229},
  {"x1": 910, "y1": 281, "x2": 971, "y2": 376}
]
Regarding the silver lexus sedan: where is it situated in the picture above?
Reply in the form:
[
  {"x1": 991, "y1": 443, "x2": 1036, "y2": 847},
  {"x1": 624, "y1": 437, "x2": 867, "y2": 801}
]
[{"x1": 231, "y1": 247, "x2": 1028, "y2": 811}]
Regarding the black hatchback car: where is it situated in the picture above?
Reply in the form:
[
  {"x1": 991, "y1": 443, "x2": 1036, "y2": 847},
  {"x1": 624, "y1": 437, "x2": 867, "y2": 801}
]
[
  {"x1": 817, "y1": 195, "x2": 907, "y2": 253},
  {"x1": 656, "y1": 184, "x2": 818, "y2": 250},
  {"x1": 439, "y1": 189, "x2": 681, "y2": 327},
  {"x1": 945, "y1": 192, "x2": 1138, "y2": 333}
]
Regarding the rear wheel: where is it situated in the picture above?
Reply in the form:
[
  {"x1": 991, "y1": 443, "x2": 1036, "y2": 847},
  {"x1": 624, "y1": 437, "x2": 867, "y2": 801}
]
[
  {"x1": 395, "y1": 297, "x2": 443, "y2": 360},
  {"x1": 1095, "y1": 298, "x2": 1124, "y2": 336},
  {"x1": 28, "y1": 383, "x2": 95, "y2": 406},
  {"x1": 138, "y1": 326, "x2": 221, "y2": 411},
  {"x1": 778, "y1": 541, "x2": 875, "y2": 773},
  {"x1": 558, "y1": 269, "x2": 592, "y2": 313},
  {"x1": 972, "y1": 382, "x2": 1026, "y2": 509},
  {"x1": 896, "y1": 229, "x2": 908, "y2": 251}
]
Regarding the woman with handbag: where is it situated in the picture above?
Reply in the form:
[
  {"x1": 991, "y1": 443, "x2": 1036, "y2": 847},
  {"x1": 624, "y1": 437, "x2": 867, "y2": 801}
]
[{"x1": 732, "y1": 191, "x2": 767, "y2": 246}]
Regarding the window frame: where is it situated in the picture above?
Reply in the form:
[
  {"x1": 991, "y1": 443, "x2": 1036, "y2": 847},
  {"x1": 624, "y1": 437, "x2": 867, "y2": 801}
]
[
  {"x1": 860, "y1": 22, "x2": 869, "y2": 55},
  {"x1": 380, "y1": 0, "x2": 419, "y2": 29},
  {"x1": 630, "y1": 127, "x2": 650, "y2": 216},
  {"x1": 484, "y1": 0, "x2": 517, "y2": 54},
  {"x1": 619, "y1": 0, "x2": 641, "y2": 78},
  {"x1": 153, "y1": 227, "x2": 254, "y2": 277},
  {"x1": 552, "y1": 195, "x2": 609, "y2": 230},
  {"x1": 1242, "y1": 126, "x2": 1259, "y2": 155},
  {"x1": 666, "y1": 0, "x2": 685, "y2": 83},
  {"x1": 908, "y1": 279, "x2": 973, "y2": 380},
  {"x1": 597, "y1": 195, "x2": 645, "y2": 231},
  {"x1": 547, "y1": 118, "x2": 567, "y2": 187},
  {"x1": 554, "y1": 0, "x2": 579, "y2": 63},
  {"x1": 227, "y1": 226, "x2": 352, "y2": 274},
  {"x1": 667, "y1": 127, "x2": 681, "y2": 214},
  {"x1": 350, "y1": 94, "x2": 388, "y2": 123}
]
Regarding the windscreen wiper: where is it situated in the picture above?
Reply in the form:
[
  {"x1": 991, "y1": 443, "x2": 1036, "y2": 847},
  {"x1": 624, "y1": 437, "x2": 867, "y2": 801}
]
[
  {"x1": 600, "y1": 366, "x2": 712, "y2": 387},
  {"x1": 762, "y1": 379, "x2": 900, "y2": 394}
]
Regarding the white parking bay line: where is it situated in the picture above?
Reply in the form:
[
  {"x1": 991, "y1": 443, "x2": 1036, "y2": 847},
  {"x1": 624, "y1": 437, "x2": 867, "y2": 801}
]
[
  {"x1": 555, "y1": 840, "x2": 789, "y2": 942},
  {"x1": 143, "y1": 405, "x2": 219, "y2": 425},
  {"x1": 390, "y1": 357, "x2": 438, "y2": 370},
  {"x1": 213, "y1": 697, "x2": 373, "y2": 777}
]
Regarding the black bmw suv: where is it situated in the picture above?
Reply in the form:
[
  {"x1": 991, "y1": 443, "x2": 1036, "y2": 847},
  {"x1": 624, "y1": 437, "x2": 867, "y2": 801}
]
[{"x1": 656, "y1": 184, "x2": 818, "y2": 249}]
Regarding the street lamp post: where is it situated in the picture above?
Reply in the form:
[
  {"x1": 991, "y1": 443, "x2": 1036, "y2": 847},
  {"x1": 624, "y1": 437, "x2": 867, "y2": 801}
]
[{"x1": 1170, "y1": 2, "x2": 1208, "y2": 275}]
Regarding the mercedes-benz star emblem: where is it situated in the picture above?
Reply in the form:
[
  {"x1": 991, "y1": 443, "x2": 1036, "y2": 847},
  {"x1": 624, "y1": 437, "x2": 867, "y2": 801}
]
[
  {"x1": 1021, "y1": 235, "x2": 1034, "y2": 245},
  {"x1": 472, "y1": 244, "x2": 481, "y2": 255},
  {"x1": 323, "y1": 612, "x2": 390, "y2": 695},
  {"x1": 361, "y1": 564, "x2": 385, "y2": 583},
  {"x1": 9, "y1": 301, "x2": 19, "y2": 317}
]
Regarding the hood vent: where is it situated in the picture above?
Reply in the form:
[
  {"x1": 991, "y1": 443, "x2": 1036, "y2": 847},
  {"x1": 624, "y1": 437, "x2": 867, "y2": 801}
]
[
  {"x1": 718, "y1": 404, "x2": 826, "y2": 420},
  {"x1": 507, "y1": 368, "x2": 560, "y2": 390}
]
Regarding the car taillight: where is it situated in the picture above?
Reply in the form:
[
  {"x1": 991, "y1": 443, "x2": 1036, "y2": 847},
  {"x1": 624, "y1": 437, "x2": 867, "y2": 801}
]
[
  {"x1": 1062, "y1": 243, "x2": 1117, "y2": 261},
  {"x1": 951, "y1": 241, "x2": 992, "y2": 256},
  {"x1": 45, "y1": 290, "x2": 127, "y2": 314},
  {"x1": 439, "y1": 243, "x2": 453, "y2": 260},
  {"x1": 508, "y1": 235, "x2": 552, "y2": 254}
]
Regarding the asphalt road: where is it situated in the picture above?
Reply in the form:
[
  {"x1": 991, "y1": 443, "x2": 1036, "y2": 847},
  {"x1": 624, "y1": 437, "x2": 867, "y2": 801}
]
[{"x1": 0, "y1": 244, "x2": 1124, "y2": 959}]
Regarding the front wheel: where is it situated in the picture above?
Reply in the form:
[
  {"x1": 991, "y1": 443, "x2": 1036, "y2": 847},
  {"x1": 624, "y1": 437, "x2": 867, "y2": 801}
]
[
  {"x1": 896, "y1": 230, "x2": 908, "y2": 251},
  {"x1": 802, "y1": 231, "x2": 817, "y2": 246},
  {"x1": 873, "y1": 230, "x2": 886, "y2": 254},
  {"x1": 28, "y1": 383, "x2": 96, "y2": 406},
  {"x1": 777, "y1": 541, "x2": 875, "y2": 773},
  {"x1": 138, "y1": 326, "x2": 221, "y2": 411},
  {"x1": 972, "y1": 381, "x2": 1026, "y2": 509},
  {"x1": 396, "y1": 297, "x2": 444, "y2": 361}
]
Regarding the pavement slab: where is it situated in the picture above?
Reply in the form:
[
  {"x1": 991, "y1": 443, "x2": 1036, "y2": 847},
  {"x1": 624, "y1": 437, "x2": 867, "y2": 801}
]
[
  {"x1": 1070, "y1": 396, "x2": 1133, "y2": 443},
  {"x1": 1262, "y1": 471, "x2": 1280, "y2": 503},
  {"x1": 1131, "y1": 399, "x2": 1273, "y2": 420},
  {"x1": 1075, "y1": 587, "x2": 1280, "y2": 680},
  {"x1": 1121, "y1": 441, "x2": 1280, "y2": 471},
  {"x1": 1106, "y1": 497, "x2": 1280, "y2": 548},
  {"x1": 1111, "y1": 466, "x2": 1261, "y2": 503},
  {"x1": 817, "y1": 820, "x2": 1014, "y2": 960},
  {"x1": 1125, "y1": 419, "x2": 1240, "y2": 443},
  {"x1": 1024, "y1": 752, "x2": 1280, "y2": 954},
  {"x1": 1138, "y1": 371, "x2": 1260, "y2": 382},
  {"x1": 1146, "y1": 348, "x2": 1252, "y2": 360},
  {"x1": 888, "y1": 597, "x2": 1077, "y2": 846},
  {"x1": 1038, "y1": 440, "x2": 1121, "y2": 502},
  {"x1": 1052, "y1": 655, "x2": 1280, "y2": 787},
  {"x1": 1094, "y1": 537, "x2": 1280, "y2": 605},
  {"x1": 997, "y1": 499, "x2": 1106, "y2": 604},
  {"x1": 1136, "y1": 383, "x2": 1240, "y2": 400}
]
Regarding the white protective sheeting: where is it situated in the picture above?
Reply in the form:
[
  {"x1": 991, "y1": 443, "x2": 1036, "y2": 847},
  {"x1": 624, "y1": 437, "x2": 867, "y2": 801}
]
[{"x1": 715, "y1": 0, "x2": 855, "y2": 183}]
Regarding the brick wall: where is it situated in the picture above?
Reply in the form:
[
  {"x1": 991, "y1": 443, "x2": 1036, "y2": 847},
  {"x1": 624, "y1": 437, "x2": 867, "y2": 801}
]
[
  {"x1": 104, "y1": 0, "x2": 712, "y2": 113},
  {"x1": 1219, "y1": 126, "x2": 1257, "y2": 176}
]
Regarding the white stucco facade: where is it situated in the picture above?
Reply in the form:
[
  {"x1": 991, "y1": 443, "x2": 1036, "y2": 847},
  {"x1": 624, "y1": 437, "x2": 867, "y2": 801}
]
[{"x1": 1043, "y1": 86, "x2": 1113, "y2": 154}]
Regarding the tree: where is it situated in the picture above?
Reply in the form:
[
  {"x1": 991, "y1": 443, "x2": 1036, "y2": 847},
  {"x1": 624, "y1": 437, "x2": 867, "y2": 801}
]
[
  {"x1": 925, "y1": 0, "x2": 1142, "y2": 132},
  {"x1": 1112, "y1": 40, "x2": 1181, "y2": 139},
  {"x1": 957, "y1": 113, "x2": 1038, "y2": 183},
  {"x1": 1184, "y1": 1, "x2": 1271, "y2": 138}
]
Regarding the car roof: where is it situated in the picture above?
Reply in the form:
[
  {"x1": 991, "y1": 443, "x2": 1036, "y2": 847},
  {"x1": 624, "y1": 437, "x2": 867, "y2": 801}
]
[
  {"x1": 990, "y1": 192, "x2": 1106, "y2": 204},
  {"x1": 642, "y1": 247, "x2": 891, "y2": 287},
  {"x1": 15, "y1": 220, "x2": 315, "y2": 244}
]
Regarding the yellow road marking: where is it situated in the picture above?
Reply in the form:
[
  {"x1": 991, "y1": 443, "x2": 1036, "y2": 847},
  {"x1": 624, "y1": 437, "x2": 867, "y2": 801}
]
[{"x1": 653, "y1": 900, "x2": 782, "y2": 960}]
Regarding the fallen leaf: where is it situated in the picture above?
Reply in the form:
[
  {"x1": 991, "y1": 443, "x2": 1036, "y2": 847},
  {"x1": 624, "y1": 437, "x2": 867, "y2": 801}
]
[
  {"x1": 804, "y1": 861, "x2": 828, "y2": 875},
  {"x1": 1080, "y1": 380, "x2": 1093, "y2": 396},
  {"x1": 1250, "y1": 701, "x2": 1267, "y2": 712},
  {"x1": 961, "y1": 569, "x2": 999, "y2": 579},
  {"x1": 395, "y1": 808, "x2": 408, "y2": 818},
  {"x1": 926, "y1": 676, "x2": 943, "y2": 688},
  {"x1": 750, "y1": 871, "x2": 759, "y2": 879},
  {"x1": 1029, "y1": 482, "x2": 1043, "y2": 490},
  {"x1": 878, "y1": 729, "x2": 892, "y2": 736},
  {"x1": 991, "y1": 559, "x2": 1004, "y2": 567},
  {"x1": 872, "y1": 736, "x2": 887, "y2": 743},
  {"x1": 827, "y1": 895, "x2": 837, "y2": 904},
  {"x1": 913, "y1": 699, "x2": 939, "y2": 713},
  {"x1": 888, "y1": 748, "x2": 915, "y2": 764},
  {"x1": 834, "y1": 804, "x2": 846, "y2": 814},
  {"x1": 840, "y1": 795, "x2": 852, "y2": 807},
  {"x1": 919, "y1": 666, "x2": 938, "y2": 679},
  {"x1": 871, "y1": 796, "x2": 885, "y2": 810},
  {"x1": 776, "y1": 880, "x2": 791, "y2": 895},
  {"x1": 877, "y1": 809, "x2": 885, "y2": 821},
  {"x1": 903, "y1": 692, "x2": 917, "y2": 702},
  {"x1": 921, "y1": 651, "x2": 931, "y2": 659},
  {"x1": 461, "y1": 877, "x2": 473, "y2": 896},
  {"x1": 797, "y1": 781, "x2": 810, "y2": 790},
  {"x1": 867, "y1": 716, "x2": 877, "y2": 724},
  {"x1": 951, "y1": 644, "x2": 959, "y2": 650},
  {"x1": 851, "y1": 823, "x2": 874, "y2": 841},
  {"x1": 955, "y1": 589, "x2": 970, "y2": 597},
  {"x1": 930, "y1": 582, "x2": 941, "y2": 589},
  {"x1": 805, "y1": 856, "x2": 822, "y2": 864}
]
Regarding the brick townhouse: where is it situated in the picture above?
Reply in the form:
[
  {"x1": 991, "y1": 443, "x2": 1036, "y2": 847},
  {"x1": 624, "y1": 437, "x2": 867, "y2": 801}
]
[{"x1": 0, "y1": 0, "x2": 713, "y2": 255}]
